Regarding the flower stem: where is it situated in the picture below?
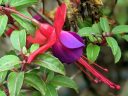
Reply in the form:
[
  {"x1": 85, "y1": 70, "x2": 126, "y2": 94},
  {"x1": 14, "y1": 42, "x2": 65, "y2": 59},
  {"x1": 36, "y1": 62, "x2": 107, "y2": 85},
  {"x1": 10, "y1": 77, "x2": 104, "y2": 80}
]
[{"x1": 0, "y1": 6, "x2": 40, "y2": 26}]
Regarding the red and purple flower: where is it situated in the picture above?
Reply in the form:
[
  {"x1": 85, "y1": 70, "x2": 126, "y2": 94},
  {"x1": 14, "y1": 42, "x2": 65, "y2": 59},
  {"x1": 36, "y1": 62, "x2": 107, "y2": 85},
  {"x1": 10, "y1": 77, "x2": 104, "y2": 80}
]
[{"x1": 27, "y1": 3, "x2": 120, "y2": 90}]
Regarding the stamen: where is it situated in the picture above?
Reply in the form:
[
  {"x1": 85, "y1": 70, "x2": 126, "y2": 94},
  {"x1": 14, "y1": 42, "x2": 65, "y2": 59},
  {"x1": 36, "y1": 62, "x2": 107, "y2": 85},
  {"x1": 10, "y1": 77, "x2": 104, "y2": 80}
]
[
  {"x1": 75, "y1": 63, "x2": 94, "y2": 81},
  {"x1": 77, "y1": 57, "x2": 120, "y2": 90},
  {"x1": 82, "y1": 56, "x2": 109, "y2": 73},
  {"x1": 76, "y1": 63, "x2": 102, "y2": 84}
]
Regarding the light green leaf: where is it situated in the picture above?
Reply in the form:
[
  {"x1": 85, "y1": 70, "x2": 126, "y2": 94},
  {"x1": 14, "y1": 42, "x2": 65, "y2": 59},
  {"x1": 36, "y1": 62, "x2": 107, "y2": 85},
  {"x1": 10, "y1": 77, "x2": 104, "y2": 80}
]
[
  {"x1": 0, "y1": 71, "x2": 7, "y2": 83},
  {"x1": 10, "y1": 0, "x2": 37, "y2": 7},
  {"x1": 24, "y1": 73, "x2": 46, "y2": 96},
  {"x1": 0, "y1": 0, "x2": 2, "y2": 4},
  {"x1": 8, "y1": 72, "x2": 24, "y2": 96},
  {"x1": 115, "y1": 46, "x2": 121, "y2": 63},
  {"x1": 0, "y1": 55, "x2": 20, "y2": 72},
  {"x1": 86, "y1": 43, "x2": 100, "y2": 62},
  {"x1": 122, "y1": 35, "x2": 128, "y2": 42},
  {"x1": 10, "y1": 30, "x2": 26, "y2": 51},
  {"x1": 45, "y1": 84, "x2": 58, "y2": 96},
  {"x1": 0, "y1": 90, "x2": 6, "y2": 96},
  {"x1": 2, "y1": 0, "x2": 9, "y2": 3},
  {"x1": 92, "y1": 23, "x2": 102, "y2": 34},
  {"x1": 112, "y1": 25, "x2": 128, "y2": 34},
  {"x1": 0, "y1": 15, "x2": 8, "y2": 36},
  {"x1": 100, "y1": 17, "x2": 110, "y2": 32},
  {"x1": 30, "y1": 44, "x2": 39, "y2": 53},
  {"x1": 51, "y1": 75, "x2": 78, "y2": 92},
  {"x1": 106, "y1": 37, "x2": 118, "y2": 56},
  {"x1": 106, "y1": 37, "x2": 121, "y2": 63},
  {"x1": 78, "y1": 27, "x2": 94, "y2": 37},
  {"x1": 33, "y1": 53, "x2": 65, "y2": 75},
  {"x1": 11, "y1": 14, "x2": 35, "y2": 34}
]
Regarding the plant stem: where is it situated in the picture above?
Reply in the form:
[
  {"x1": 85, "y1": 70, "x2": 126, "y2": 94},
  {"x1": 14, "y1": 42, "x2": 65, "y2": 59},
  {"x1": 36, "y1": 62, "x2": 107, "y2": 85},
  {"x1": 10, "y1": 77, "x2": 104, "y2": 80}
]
[
  {"x1": 0, "y1": 6, "x2": 40, "y2": 26},
  {"x1": 29, "y1": 6, "x2": 53, "y2": 25}
]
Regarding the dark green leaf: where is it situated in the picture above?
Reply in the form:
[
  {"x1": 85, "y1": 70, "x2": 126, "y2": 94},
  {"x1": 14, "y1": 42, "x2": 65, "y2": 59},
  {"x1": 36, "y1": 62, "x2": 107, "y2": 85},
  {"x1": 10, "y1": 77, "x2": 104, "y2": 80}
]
[
  {"x1": 24, "y1": 73, "x2": 46, "y2": 96},
  {"x1": 51, "y1": 75, "x2": 78, "y2": 92},
  {"x1": 100, "y1": 17, "x2": 110, "y2": 32},
  {"x1": 8, "y1": 72, "x2": 24, "y2": 96},
  {"x1": 10, "y1": 30, "x2": 26, "y2": 51},
  {"x1": 46, "y1": 71, "x2": 54, "y2": 82},
  {"x1": 0, "y1": 55, "x2": 20, "y2": 72},
  {"x1": 0, "y1": 15, "x2": 8, "y2": 36},
  {"x1": 45, "y1": 84, "x2": 58, "y2": 96},
  {"x1": 112, "y1": 25, "x2": 128, "y2": 34},
  {"x1": 86, "y1": 43, "x2": 100, "y2": 62},
  {"x1": 33, "y1": 53, "x2": 65, "y2": 75},
  {"x1": 0, "y1": 71, "x2": 7, "y2": 83}
]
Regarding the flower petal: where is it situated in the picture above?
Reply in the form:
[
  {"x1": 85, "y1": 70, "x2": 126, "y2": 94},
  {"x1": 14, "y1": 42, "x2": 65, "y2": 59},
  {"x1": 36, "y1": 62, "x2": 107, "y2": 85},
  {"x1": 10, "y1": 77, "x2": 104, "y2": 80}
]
[
  {"x1": 27, "y1": 27, "x2": 56, "y2": 64},
  {"x1": 39, "y1": 23, "x2": 54, "y2": 38},
  {"x1": 60, "y1": 31, "x2": 84, "y2": 48},
  {"x1": 27, "y1": 29, "x2": 47, "y2": 45},
  {"x1": 52, "y1": 41, "x2": 83, "y2": 63},
  {"x1": 54, "y1": 3, "x2": 67, "y2": 36}
]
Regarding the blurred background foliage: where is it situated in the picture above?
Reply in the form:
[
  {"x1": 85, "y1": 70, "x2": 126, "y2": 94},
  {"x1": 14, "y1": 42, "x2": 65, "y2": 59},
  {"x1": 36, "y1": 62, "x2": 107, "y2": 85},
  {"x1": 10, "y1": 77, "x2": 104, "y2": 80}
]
[{"x1": 0, "y1": 0, "x2": 128, "y2": 96}]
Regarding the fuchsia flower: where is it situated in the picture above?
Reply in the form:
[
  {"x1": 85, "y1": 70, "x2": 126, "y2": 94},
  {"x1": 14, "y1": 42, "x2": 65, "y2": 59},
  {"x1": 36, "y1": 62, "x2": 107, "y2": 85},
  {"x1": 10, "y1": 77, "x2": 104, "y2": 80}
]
[
  {"x1": 52, "y1": 3, "x2": 120, "y2": 90},
  {"x1": 27, "y1": 23, "x2": 56, "y2": 63},
  {"x1": 27, "y1": 3, "x2": 120, "y2": 90}
]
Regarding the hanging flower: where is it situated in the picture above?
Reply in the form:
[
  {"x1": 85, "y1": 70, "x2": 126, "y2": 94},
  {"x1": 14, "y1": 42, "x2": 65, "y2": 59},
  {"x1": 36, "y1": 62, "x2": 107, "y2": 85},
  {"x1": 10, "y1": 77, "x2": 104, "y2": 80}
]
[
  {"x1": 51, "y1": 3, "x2": 120, "y2": 90},
  {"x1": 27, "y1": 23, "x2": 56, "y2": 64}
]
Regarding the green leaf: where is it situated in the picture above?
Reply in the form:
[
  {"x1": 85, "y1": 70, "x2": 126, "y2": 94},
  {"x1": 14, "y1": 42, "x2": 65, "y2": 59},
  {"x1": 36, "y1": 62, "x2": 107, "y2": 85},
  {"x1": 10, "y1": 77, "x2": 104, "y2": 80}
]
[
  {"x1": 46, "y1": 71, "x2": 54, "y2": 82},
  {"x1": 2, "y1": 0, "x2": 9, "y2": 3},
  {"x1": 0, "y1": 90, "x2": 6, "y2": 96},
  {"x1": 0, "y1": 0, "x2": 2, "y2": 4},
  {"x1": 33, "y1": 53, "x2": 65, "y2": 75},
  {"x1": 24, "y1": 73, "x2": 46, "y2": 96},
  {"x1": 100, "y1": 17, "x2": 110, "y2": 32},
  {"x1": 8, "y1": 72, "x2": 24, "y2": 96},
  {"x1": 115, "y1": 46, "x2": 121, "y2": 63},
  {"x1": 10, "y1": 0, "x2": 37, "y2": 7},
  {"x1": 122, "y1": 35, "x2": 128, "y2": 42},
  {"x1": 51, "y1": 75, "x2": 78, "y2": 92},
  {"x1": 106, "y1": 37, "x2": 121, "y2": 63},
  {"x1": 31, "y1": 91, "x2": 41, "y2": 96},
  {"x1": 112, "y1": 25, "x2": 128, "y2": 34},
  {"x1": 0, "y1": 71, "x2": 7, "y2": 83},
  {"x1": 92, "y1": 23, "x2": 102, "y2": 34},
  {"x1": 78, "y1": 27, "x2": 94, "y2": 37},
  {"x1": 0, "y1": 15, "x2": 8, "y2": 36},
  {"x1": 11, "y1": 14, "x2": 35, "y2": 34},
  {"x1": 106, "y1": 37, "x2": 118, "y2": 56},
  {"x1": 30, "y1": 44, "x2": 39, "y2": 53},
  {"x1": 0, "y1": 55, "x2": 20, "y2": 72},
  {"x1": 86, "y1": 43, "x2": 100, "y2": 62},
  {"x1": 45, "y1": 84, "x2": 58, "y2": 96},
  {"x1": 10, "y1": 30, "x2": 26, "y2": 51}
]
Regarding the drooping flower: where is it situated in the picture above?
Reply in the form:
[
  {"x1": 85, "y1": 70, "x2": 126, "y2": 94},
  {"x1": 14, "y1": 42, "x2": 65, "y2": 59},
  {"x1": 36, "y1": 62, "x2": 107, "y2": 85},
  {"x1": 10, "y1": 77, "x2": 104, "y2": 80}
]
[
  {"x1": 27, "y1": 3, "x2": 120, "y2": 90},
  {"x1": 51, "y1": 3, "x2": 120, "y2": 90},
  {"x1": 27, "y1": 23, "x2": 56, "y2": 63}
]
